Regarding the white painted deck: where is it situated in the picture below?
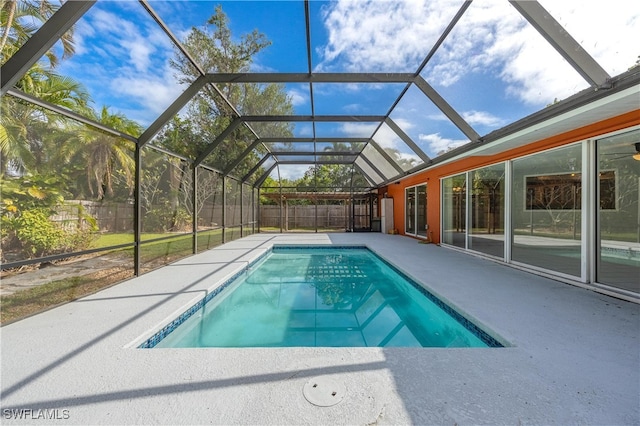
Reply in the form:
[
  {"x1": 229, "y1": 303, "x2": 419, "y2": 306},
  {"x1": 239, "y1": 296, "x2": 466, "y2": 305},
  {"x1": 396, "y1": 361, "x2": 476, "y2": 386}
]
[{"x1": 1, "y1": 233, "x2": 638, "y2": 425}]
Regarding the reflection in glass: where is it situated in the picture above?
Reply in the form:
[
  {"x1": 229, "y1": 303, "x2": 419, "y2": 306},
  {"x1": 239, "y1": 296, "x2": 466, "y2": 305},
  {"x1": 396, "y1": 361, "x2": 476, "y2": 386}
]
[
  {"x1": 405, "y1": 188, "x2": 416, "y2": 234},
  {"x1": 417, "y1": 185, "x2": 427, "y2": 237},
  {"x1": 373, "y1": 122, "x2": 424, "y2": 171},
  {"x1": 361, "y1": 144, "x2": 399, "y2": 180},
  {"x1": 442, "y1": 174, "x2": 466, "y2": 248},
  {"x1": 354, "y1": 158, "x2": 384, "y2": 185},
  {"x1": 597, "y1": 130, "x2": 640, "y2": 293},
  {"x1": 469, "y1": 164, "x2": 505, "y2": 258},
  {"x1": 405, "y1": 185, "x2": 427, "y2": 237},
  {"x1": 511, "y1": 144, "x2": 582, "y2": 277}
]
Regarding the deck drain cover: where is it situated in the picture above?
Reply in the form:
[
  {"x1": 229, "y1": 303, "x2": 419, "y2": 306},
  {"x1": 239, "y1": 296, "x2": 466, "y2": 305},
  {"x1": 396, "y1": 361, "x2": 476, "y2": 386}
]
[{"x1": 303, "y1": 377, "x2": 346, "y2": 407}]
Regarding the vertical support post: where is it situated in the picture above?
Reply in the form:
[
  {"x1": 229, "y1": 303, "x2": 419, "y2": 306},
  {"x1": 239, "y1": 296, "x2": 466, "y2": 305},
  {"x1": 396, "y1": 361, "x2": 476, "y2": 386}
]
[
  {"x1": 581, "y1": 140, "x2": 593, "y2": 283},
  {"x1": 222, "y1": 176, "x2": 226, "y2": 244},
  {"x1": 279, "y1": 186, "x2": 283, "y2": 234},
  {"x1": 504, "y1": 160, "x2": 513, "y2": 263},
  {"x1": 240, "y1": 183, "x2": 244, "y2": 238},
  {"x1": 134, "y1": 143, "x2": 142, "y2": 276},
  {"x1": 192, "y1": 165, "x2": 198, "y2": 254},
  {"x1": 370, "y1": 194, "x2": 374, "y2": 231},
  {"x1": 465, "y1": 172, "x2": 471, "y2": 250},
  {"x1": 284, "y1": 199, "x2": 289, "y2": 231},
  {"x1": 253, "y1": 188, "x2": 261, "y2": 234}
]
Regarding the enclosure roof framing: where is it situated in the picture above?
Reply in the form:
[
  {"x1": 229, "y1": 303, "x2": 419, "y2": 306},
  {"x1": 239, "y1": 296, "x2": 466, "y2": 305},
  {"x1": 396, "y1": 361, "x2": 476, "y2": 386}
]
[
  {"x1": 260, "y1": 191, "x2": 371, "y2": 201},
  {"x1": 204, "y1": 73, "x2": 417, "y2": 84},
  {"x1": 1, "y1": 0, "x2": 637, "y2": 190},
  {"x1": 0, "y1": 1, "x2": 95, "y2": 96},
  {"x1": 509, "y1": 0, "x2": 611, "y2": 88}
]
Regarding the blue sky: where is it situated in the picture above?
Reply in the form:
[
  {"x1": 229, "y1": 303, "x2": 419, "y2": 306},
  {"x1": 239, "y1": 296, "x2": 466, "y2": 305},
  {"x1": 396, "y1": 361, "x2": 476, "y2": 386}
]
[{"x1": 49, "y1": 0, "x2": 639, "y2": 178}]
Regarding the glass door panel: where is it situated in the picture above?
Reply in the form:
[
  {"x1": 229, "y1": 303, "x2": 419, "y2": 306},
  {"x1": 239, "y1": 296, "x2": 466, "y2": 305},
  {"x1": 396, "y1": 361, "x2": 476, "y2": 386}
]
[
  {"x1": 511, "y1": 144, "x2": 582, "y2": 277},
  {"x1": 405, "y1": 188, "x2": 416, "y2": 234},
  {"x1": 417, "y1": 185, "x2": 427, "y2": 237},
  {"x1": 443, "y1": 174, "x2": 466, "y2": 248},
  {"x1": 597, "y1": 130, "x2": 640, "y2": 293},
  {"x1": 469, "y1": 164, "x2": 505, "y2": 258}
]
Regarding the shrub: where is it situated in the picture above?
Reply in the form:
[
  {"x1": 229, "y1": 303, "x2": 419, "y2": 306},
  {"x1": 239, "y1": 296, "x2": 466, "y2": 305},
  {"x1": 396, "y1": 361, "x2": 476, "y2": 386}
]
[
  {"x1": 14, "y1": 208, "x2": 65, "y2": 257},
  {"x1": 1, "y1": 176, "x2": 98, "y2": 261}
]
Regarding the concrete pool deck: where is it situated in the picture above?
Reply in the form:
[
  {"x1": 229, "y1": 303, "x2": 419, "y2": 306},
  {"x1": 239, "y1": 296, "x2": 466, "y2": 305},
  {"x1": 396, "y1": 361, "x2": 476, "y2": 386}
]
[{"x1": 1, "y1": 233, "x2": 638, "y2": 425}]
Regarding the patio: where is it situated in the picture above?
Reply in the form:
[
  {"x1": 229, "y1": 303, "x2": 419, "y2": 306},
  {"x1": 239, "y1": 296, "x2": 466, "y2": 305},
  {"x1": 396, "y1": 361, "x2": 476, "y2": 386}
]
[{"x1": 1, "y1": 233, "x2": 638, "y2": 425}]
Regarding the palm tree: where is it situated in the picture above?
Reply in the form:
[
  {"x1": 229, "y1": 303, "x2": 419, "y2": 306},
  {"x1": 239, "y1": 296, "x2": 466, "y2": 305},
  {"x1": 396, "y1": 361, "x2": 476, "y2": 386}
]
[
  {"x1": 1, "y1": 0, "x2": 75, "y2": 67},
  {"x1": 1, "y1": 0, "x2": 85, "y2": 176},
  {"x1": 67, "y1": 106, "x2": 142, "y2": 200},
  {"x1": 0, "y1": 66, "x2": 89, "y2": 176}
]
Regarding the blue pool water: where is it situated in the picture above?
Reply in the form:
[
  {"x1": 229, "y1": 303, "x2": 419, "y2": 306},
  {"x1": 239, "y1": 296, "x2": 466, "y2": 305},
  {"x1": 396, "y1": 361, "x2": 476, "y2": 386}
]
[{"x1": 146, "y1": 246, "x2": 502, "y2": 348}]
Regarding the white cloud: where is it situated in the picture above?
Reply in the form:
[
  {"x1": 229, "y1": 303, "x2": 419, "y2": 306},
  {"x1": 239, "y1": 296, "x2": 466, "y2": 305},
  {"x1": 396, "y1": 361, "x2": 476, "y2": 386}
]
[
  {"x1": 109, "y1": 68, "x2": 184, "y2": 119},
  {"x1": 391, "y1": 118, "x2": 415, "y2": 132},
  {"x1": 419, "y1": 133, "x2": 468, "y2": 156},
  {"x1": 275, "y1": 165, "x2": 310, "y2": 181},
  {"x1": 295, "y1": 123, "x2": 314, "y2": 137},
  {"x1": 287, "y1": 88, "x2": 308, "y2": 107},
  {"x1": 317, "y1": 0, "x2": 640, "y2": 106},
  {"x1": 461, "y1": 110, "x2": 505, "y2": 127},
  {"x1": 538, "y1": 0, "x2": 640, "y2": 77},
  {"x1": 57, "y1": 3, "x2": 186, "y2": 125},
  {"x1": 342, "y1": 103, "x2": 362, "y2": 113},
  {"x1": 316, "y1": 0, "x2": 462, "y2": 72},
  {"x1": 340, "y1": 122, "x2": 379, "y2": 138}
]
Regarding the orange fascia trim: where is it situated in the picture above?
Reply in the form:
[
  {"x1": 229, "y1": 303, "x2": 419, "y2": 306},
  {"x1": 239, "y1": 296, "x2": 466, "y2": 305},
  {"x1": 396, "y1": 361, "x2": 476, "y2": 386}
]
[{"x1": 385, "y1": 110, "x2": 640, "y2": 242}]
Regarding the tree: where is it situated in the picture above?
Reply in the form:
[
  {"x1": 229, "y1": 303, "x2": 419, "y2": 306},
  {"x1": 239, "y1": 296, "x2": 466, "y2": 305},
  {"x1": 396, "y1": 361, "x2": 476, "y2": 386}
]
[
  {"x1": 66, "y1": 106, "x2": 142, "y2": 200},
  {"x1": 165, "y1": 5, "x2": 294, "y2": 176},
  {"x1": 0, "y1": 69, "x2": 89, "y2": 176},
  {"x1": 1, "y1": 0, "x2": 88, "y2": 177},
  {"x1": 1, "y1": 0, "x2": 76, "y2": 67},
  {"x1": 297, "y1": 164, "x2": 369, "y2": 194}
]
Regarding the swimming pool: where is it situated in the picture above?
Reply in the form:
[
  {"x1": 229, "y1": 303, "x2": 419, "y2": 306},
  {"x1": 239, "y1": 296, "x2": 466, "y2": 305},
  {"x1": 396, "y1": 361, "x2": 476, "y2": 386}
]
[{"x1": 141, "y1": 246, "x2": 503, "y2": 348}]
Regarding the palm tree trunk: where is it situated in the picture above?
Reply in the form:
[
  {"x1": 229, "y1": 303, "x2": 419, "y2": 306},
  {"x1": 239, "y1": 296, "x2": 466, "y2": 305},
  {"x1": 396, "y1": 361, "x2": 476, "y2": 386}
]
[{"x1": 0, "y1": 1, "x2": 17, "y2": 56}]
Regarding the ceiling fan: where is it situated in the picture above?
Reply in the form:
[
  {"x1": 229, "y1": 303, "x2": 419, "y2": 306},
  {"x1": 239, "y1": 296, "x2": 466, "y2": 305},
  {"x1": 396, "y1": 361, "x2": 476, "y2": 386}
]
[{"x1": 601, "y1": 142, "x2": 640, "y2": 161}]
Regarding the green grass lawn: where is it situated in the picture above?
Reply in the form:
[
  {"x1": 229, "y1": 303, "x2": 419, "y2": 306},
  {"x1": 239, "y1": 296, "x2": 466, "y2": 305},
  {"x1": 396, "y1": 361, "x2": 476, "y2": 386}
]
[
  {"x1": 1, "y1": 229, "x2": 235, "y2": 325},
  {"x1": 92, "y1": 232, "x2": 183, "y2": 248},
  {"x1": 1, "y1": 268, "x2": 132, "y2": 325}
]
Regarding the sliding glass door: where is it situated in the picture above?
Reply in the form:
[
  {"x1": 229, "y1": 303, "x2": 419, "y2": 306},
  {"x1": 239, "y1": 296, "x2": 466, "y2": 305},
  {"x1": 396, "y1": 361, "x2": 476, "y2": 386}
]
[
  {"x1": 596, "y1": 129, "x2": 640, "y2": 293},
  {"x1": 469, "y1": 164, "x2": 505, "y2": 258},
  {"x1": 442, "y1": 175, "x2": 466, "y2": 248},
  {"x1": 511, "y1": 144, "x2": 583, "y2": 278},
  {"x1": 405, "y1": 184, "x2": 427, "y2": 237}
]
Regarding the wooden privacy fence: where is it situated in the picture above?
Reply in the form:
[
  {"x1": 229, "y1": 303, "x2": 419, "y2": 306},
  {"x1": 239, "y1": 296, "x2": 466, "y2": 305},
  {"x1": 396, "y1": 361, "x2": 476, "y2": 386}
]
[
  {"x1": 50, "y1": 201, "x2": 368, "y2": 233},
  {"x1": 260, "y1": 204, "x2": 369, "y2": 230},
  {"x1": 51, "y1": 200, "x2": 133, "y2": 232}
]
